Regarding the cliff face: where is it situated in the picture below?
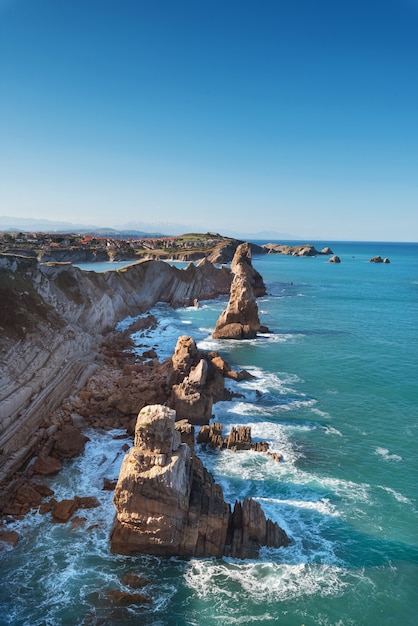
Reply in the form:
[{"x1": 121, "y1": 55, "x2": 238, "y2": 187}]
[
  {"x1": 0, "y1": 254, "x2": 231, "y2": 483},
  {"x1": 110, "y1": 405, "x2": 290, "y2": 558},
  {"x1": 213, "y1": 242, "x2": 267, "y2": 340}
]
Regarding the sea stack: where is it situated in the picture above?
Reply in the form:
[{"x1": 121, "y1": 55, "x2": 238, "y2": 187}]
[
  {"x1": 213, "y1": 242, "x2": 267, "y2": 339},
  {"x1": 110, "y1": 404, "x2": 290, "y2": 558}
]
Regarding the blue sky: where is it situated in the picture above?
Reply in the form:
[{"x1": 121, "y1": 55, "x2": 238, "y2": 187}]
[{"x1": 0, "y1": 0, "x2": 417, "y2": 240}]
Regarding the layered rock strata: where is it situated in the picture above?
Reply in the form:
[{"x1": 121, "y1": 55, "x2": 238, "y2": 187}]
[
  {"x1": 110, "y1": 405, "x2": 290, "y2": 558},
  {"x1": 213, "y1": 242, "x2": 267, "y2": 340},
  {"x1": 0, "y1": 254, "x2": 231, "y2": 483}
]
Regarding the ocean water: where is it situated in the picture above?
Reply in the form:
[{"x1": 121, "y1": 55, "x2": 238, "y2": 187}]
[{"x1": 1, "y1": 241, "x2": 417, "y2": 625}]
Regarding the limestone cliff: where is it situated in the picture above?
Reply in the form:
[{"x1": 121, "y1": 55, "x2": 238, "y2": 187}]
[
  {"x1": 213, "y1": 242, "x2": 267, "y2": 340},
  {"x1": 110, "y1": 405, "x2": 290, "y2": 558},
  {"x1": 0, "y1": 254, "x2": 231, "y2": 482}
]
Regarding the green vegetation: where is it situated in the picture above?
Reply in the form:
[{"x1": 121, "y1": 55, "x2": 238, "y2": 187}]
[
  {"x1": 0, "y1": 231, "x2": 238, "y2": 262},
  {"x1": 0, "y1": 260, "x2": 62, "y2": 341}
]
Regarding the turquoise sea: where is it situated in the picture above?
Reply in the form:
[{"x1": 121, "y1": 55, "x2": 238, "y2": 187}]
[{"x1": 1, "y1": 241, "x2": 417, "y2": 625}]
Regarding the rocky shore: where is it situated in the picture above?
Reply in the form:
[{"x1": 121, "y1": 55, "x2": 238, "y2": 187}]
[
  {"x1": 0, "y1": 253, "x2": 231, "y2": 483},
  {"x1": 1, "y1": 242, "x2": 291, "y2": 560}
]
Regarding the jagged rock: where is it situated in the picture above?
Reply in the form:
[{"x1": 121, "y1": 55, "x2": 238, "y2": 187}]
[
  {"x1": 328, "y1": 255, "x2": 341, "y2": 263},
  {"x1": 76, "y1": 496, "x2": 100, "y2": 509},
  {"x1": 52, "y1": 499, "x2": 78, "y2": 522},
  {"x1": 169, "y1": 382, "x2": 214, "y2": 426},
  {"x1": 197, "y1": 422, "x2": 275, "y2": 457},
  {"x1": 110, "y1": 405, "x2": 289, "y2": 558},
  {"x1": 213, "y1": 243, "x2": 267, "y2": 340},
  {"x1": 169, "y1": 335, "x2": 200, "y2": 385},
  {"x1": 51, "y1": 495, "x2": 100, "y2": 522},
  {"x1": 320, "y1": 247, "x2": 334, "y2": 255},
  {"x1": 175, "y1": 419, "x2": 195, "y2": 456},
  {"x1": 197, "y1": 423, "x2": 224, "y2": 448},
  {"x1": 210, "y1": 355, "x2": 231, "y2": 374},
  {"x1": 224, "y1": 426, "x2": 252, "y2": 451},
  {"x1": 0, "y1": 529, "x2": 19, "y2": 548},
  {"x1": 225, "y1": 369, "x2": 255, "y2": 381},
  {"x1": 227, "y1": 498, "x2": 290, "y2": 558},
  {"x1": 33, "y1": 455, "x2": 63, "y2": 476},
  {"x1": 0, "y1": 480, "x2": 45, "y2": 516},
  {"x1": 39, "y1": 499, "x2": 56, "y2": 515},
  {"x1": 53, "y1": 427, "x2": 89, "y2": 459},
  {"x1": 167, "y1": 337, "x2": 228, "y2": 425}
]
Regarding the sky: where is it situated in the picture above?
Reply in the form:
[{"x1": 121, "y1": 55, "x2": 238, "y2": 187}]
[{"x1": 0, "y1": 0, "x2": 417, "y2": 241}]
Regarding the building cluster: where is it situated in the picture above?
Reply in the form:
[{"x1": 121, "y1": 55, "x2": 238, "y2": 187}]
[{"x1": 0, "y1": 232, "x2": 222, "y2": 254}]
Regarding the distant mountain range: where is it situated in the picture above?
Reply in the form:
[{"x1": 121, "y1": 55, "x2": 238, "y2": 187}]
[
  {"x1": 0, "y1": 215, "x2": 300, "y2": 241},
  {"x1": 0, "y1": 216, "x2": 166, "y2": 238}
]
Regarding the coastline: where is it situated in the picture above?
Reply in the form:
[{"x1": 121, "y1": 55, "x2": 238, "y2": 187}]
[{"x1": 1, "y1": 241, "x2": 417, "y2": 625}]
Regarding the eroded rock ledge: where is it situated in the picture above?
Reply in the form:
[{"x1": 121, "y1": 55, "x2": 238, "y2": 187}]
[{"x1": 110, "y1": 405, "x2": 290, "y2": 559}]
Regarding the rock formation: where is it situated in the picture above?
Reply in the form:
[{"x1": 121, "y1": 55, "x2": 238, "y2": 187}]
[
  {"x1": 0, "y1": 254, "x2": 232, "y2": 483},
  {"x1": 328, "y1": 255, "x2": 341, "y2": 263},
  {"x1": 213, "y1": 242, "x2": 267, "y2": 340},
  {"x1": 167, "y1": 336, "x2": 232, "y2": 425},
  {"x1": 197, "y1": 422, "x2": 282, "y2": 461},
  {"x1": 262, "y1": 243, "x2": 333, "y2": 256},
  {"x1": 369, "y1": 256, "x2": 390, "y2": 263},
  {"x1": 110, "y1": 405, "x2": 290, "y2": 558}
]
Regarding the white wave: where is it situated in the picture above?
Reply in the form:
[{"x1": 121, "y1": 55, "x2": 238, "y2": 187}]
[
  {"x1": 374, "y1": 447, "x2": 402, "y2": 462},
  {"x1": 198, "y1": 332, "x2": 301, "y2": 353},
  {"x1": 323, "y1": 426, "x2": 343, "y2": 436},
  {"x1": 228, "y1": 365, "x2": 302, "y2": 390},
  {"x1": 257, "y1": 496, "x2": 340, "y2": 517},
  {"x1": 311, "y1": 407, "x2": 333, "y2": 418},
  {"x1": 184, "y1": 560, "x2": 365, "y2": 604},
  {"x1": 377, "y1": 486, "x2": 412, "y2": 505}
]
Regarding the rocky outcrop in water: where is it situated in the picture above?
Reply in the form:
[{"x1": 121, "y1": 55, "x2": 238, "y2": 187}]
[
  {"x1": 167, "y1": 336, "x2": 233, "y2": 425},
  {"x1": 213, "y1": 242, "x2": 267, "y2": 340},
  {"x1": 110, "y1": 405, "x2": 290, "y2": 558},
  {"x1": 262, "y1": 243, "x2": 333, "y2": 256},
  {"x1": 197, "y1": 422, "x2": 283, "y2": 461},
  {"x1": 369, "y1": 256, "x2": 390, "y2": 263},
  {"x1": 0, "y1": 254, "x2": 232, "y2": 483}
]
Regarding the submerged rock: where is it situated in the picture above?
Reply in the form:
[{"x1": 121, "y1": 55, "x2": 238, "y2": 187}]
[{"x1": 110, "y1": 405, "x2": 290, "y2": 558}]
